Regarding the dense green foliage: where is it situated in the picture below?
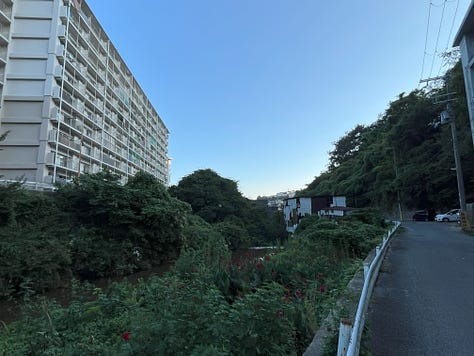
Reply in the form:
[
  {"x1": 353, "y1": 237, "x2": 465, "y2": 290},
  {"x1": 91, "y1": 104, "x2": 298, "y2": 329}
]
[
  {"x1": 0, "y1": 209, "x2": 389, "y2": 355},
  {"x1": 0, "y1": 169, "x2": 287, "y2": 298},
  {"x1": 0, "y1": 172, "x2": 190, "y2": 296},
  {"x1": 0, "y1": 182, "x2": 70, "y2": 297},
  {"x1": 301, "y1": 63, "x2": 474, "y2": 211},
  {"x1": 58, "y1": 171, "x2": 189, "y2": 277},
  {"x1": 171, "y1": 169, "x2": 287, "y2": 249}
]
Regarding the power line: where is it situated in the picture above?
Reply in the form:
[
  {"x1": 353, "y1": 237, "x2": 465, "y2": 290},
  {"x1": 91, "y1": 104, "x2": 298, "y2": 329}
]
[
  {"x1": 421, "y1": 0, "x2": 462, "y2": 88},
  {"x1": 437, "y1": 0, "x2": 460, "y2": 76},
  {"x1": 420, "y1": 1, "x2": 433, "y2": 84},
  {"x1": 421, "y1": 0, "x2": 462, "y2": 87},
  {"x1": 444, "y1": 0, "x2": 460, "y2": 50},
  {"x1": 432, "y1": 0, "x2": 457, "y2": 6},
  {"x1": 428, "y1": 0, "x2": 448, "y2": 78}
]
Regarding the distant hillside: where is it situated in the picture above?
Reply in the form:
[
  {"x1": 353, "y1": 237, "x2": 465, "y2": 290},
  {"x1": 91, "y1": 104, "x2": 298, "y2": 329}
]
[
  {"x1": 299, "y1": 62, "x2": 474, "y2": 211},
  {"x1": 256, "y1": 191, "x2": 296, "y2": 209}
]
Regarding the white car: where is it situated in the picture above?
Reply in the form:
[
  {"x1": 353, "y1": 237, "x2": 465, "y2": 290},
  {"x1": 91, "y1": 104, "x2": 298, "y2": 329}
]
[{"x1": 435, "y1": 209, "x2": 460, "y2": 222}]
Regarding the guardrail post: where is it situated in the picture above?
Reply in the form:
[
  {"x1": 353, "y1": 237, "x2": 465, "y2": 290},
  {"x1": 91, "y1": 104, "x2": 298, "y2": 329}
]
[
  {"x1": 363, "y1": 262, "x2": 370, "y2": 280},
  {"x1": 337, "y1": 318, "x2": 353, "y2": 356}
]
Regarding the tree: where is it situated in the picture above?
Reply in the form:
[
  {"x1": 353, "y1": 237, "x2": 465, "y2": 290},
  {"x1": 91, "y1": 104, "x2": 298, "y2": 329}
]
[
  {"x1": 170, "y1": 169, "x2": 244, "y2": 223},
  {"x1": 328, "y1": 124, "x2": 367, "y2": 170},
  {"x1": 56, "y1": 171, "x2": 190, "y2": 277},
  {"x1": 171, "y1": 169, "x2": 286, "y2": 248}
]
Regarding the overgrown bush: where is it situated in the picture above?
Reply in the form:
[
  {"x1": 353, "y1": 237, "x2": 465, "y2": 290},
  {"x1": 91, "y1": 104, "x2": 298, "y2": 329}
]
[
  {"x1": 0, "y1": 171, "x2": 191, "y2": 297},
  {"x1": 0, "y1": 183, "x2": 70, "y2": 296},
  {"x1": 171, "y1": 169, "x2": 288, "y2": 247},
  {"x1": 57, "y1": 171, "x2": 190, "y2": 268},
  {"x1": 0, "y1": 167, "x2": 392, "y2": 354},
  {"x1": 0, "y1": 228, "x2": 71, "y2": 297},
  {"x1": 0, "y1": 208, "x2": 390, "y2": 355},
  {"x1": 69, "y1": 227, "x2": 139, "y2": 279}
]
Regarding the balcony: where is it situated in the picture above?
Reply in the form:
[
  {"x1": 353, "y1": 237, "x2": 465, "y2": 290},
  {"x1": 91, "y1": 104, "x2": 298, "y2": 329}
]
[
  {"x1": 80, "y1": 10, "x2": 92, "y2": 26},
  {"x1": 79, "y1": 29, "x2": 89, "y2": 42},
  {"x1": 48, "y1": 130, "x2": 81, "y2": 151},
  {"x1": 46, "y1": 152, "x2": 55, "y2": 166},
  {"x1": 102, "y1": 154, "x2": 115, "y2": 167},
  {"x1": 77, "y1": 82, "x2": 86, "y2": 94},
  {"x1": 0, "y1": 47, "x2": 6, "y2": 64},
  {"x1": 53, "y1": 65, "x2": 63, "y2": 79},
  {"x1": 56, "y1": 44, "x2": 65, "y2": 61},
  {"x1": 63, "y1": 116, "x2": 85, "y2": 132},
  {"x1": 59, "y1": 5, "x2": 68, "y2": 21},
  {"x1": 83, "y1": 130, "x2": 102, "y2": 145},
  {"x1": 92, "y1": 164, "x2": 100, "y2": 173},
  {"x1": 0, "y1": 8, "x2": 11, "y2": 25},
  {"x1": 57, "y1": 25, "x2": 66, "y2": 39},
  {"x1": 50, "y1": 107, "x2": 60, "y2": 122},
  {"x1": 62, "y1": 91, "x2": 73, "y2": 105},
  {"x1": 72, "y1": 98, "x2": 85, "y2": 113}
]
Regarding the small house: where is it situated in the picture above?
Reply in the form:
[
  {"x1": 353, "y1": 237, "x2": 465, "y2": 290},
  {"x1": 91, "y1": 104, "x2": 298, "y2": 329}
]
[{"x1": 283, "y1": 195, "x2": 349, "y2": 233}]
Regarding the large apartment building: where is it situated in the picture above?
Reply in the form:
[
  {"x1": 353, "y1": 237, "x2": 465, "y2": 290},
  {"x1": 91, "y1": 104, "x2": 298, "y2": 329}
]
[{"x1": 0, "y1": 0, "x2": 170, "y2": 188}]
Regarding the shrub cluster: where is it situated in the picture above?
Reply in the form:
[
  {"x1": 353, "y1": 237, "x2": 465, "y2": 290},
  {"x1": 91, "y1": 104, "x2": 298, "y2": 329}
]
[
  {"x1": 170, "y1": 169, "x2": 288, "y2": 249},
  {"x1": 0, "y1": 208, "x2": 389, "y2": 355},
  {"x1": 1, "y1": 169, "x2": 288, "y2": 298},
  {"x1": 0, "y1": 171, "x2": 189, "y2": 297}
]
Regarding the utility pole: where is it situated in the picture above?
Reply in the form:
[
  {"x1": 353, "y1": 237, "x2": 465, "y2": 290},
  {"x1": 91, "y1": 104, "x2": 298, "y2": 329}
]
[
  {"x1": 392, "y1": 148, "x2": 404, "y2": 221},
  {"x1": 386, "y1": 146, "x2": 403, "y2": 221},
  {"x1": 443, "y1": 102, "x2": 467, "y2": 212},
  {"x1": 420, "y1": 74, "x2": 467, "y2": 213}
]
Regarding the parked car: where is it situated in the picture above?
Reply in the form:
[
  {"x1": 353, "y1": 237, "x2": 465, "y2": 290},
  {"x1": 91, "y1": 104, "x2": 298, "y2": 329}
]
[
  {"x1": 435, "y1": 209, "x2": 460, "y2": 222},
  {"x1": 412, "y1": 210, "x2": 435, "y2": 221}
]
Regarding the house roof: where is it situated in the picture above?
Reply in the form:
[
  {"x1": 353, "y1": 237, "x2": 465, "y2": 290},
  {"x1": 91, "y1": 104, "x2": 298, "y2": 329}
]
[{"x1": 454, "y1": 1, "x2": 474, "y2": 46}]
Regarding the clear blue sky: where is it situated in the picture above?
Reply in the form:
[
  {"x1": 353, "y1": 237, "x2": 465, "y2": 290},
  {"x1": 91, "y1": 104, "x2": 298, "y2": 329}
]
[{"x1": 86, "y1": 0, "x2": 471, "y2": 199}]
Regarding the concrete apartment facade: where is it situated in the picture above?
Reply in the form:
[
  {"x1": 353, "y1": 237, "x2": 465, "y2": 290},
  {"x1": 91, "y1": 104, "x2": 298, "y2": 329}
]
[{"x1": 0, "y1": 0, "x2": 170, "y2": 188}]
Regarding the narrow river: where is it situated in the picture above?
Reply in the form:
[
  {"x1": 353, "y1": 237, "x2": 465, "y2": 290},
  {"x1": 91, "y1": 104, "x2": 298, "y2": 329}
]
[{"x1": 0, "y1": 248, "x2": 274, "y2": 324}]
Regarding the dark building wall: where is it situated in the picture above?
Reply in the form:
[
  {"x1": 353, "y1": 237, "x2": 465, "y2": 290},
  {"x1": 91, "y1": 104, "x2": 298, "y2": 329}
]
[{"x1": 311, "y1": 196, "x2": 331, "y2": 214}]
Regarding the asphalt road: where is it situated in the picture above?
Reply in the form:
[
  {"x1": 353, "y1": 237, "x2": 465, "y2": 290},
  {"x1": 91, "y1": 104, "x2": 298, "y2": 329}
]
[{"x1": 367, "y1": 221, "x2": 474, "y2": 356}]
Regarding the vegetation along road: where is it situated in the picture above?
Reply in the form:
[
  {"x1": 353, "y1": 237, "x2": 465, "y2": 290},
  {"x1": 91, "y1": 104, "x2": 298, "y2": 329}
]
[{"x1": 367, "y1": 221, "x2": 474, "y2": 355}]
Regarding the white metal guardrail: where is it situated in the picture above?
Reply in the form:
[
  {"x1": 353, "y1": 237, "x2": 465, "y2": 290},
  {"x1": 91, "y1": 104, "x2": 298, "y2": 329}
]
[{"x1": 338, "y1": 221, "x2": 401, "y2": 356}]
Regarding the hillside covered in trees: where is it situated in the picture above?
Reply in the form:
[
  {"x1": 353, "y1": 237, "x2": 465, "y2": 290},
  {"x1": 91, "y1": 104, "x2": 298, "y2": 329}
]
[{"x1": 300, "y1": 62, "x2": 474, "y2": 212}]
